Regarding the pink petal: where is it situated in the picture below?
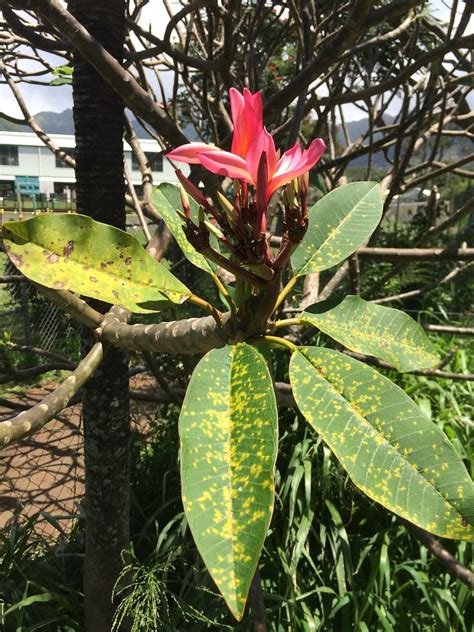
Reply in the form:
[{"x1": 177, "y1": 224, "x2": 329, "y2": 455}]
[
  {"x1": 231, "y1": 88, "x2": 264, "y2": 157},
  {"x1": 167, "y1": 142, "x2": 220, "y2": 164},
  {"x1": 198, "y1": 150, "x2": 253, "y2": 183},
  {"x1": 229, "y1": 88, "x2": 244, "y2": 125},
  {"x1": 268, "y1": 138, "x2": 326, "y2": 196},
  {"x1": 246, "y1": 128, "x2": 277, "y2": 182},
  {"x1": 306, "y1": 138, "x2": 327, "y2": 164}
]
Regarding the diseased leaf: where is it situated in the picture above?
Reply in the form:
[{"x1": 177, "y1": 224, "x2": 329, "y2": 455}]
[
  {"x1": 2, "y1": 214, "x2": 190, "y2": 311},
  {"x1": 291, "y1": 182, "x2": 383, "y2": 276},
  {"x1": 300, "y1": 295, "x2": 439, "y2": 371},
  {"x1": 153, "y1": 183, "x2": 216, "y2": 274},
  {"x1": 179, "y1": 343, "x2": 278, "y2": 620},
  {"x1": 290, "y1": 347, "x2": 474, "y2": 541}
]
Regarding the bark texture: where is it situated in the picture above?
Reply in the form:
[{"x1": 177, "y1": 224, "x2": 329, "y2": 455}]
[{"x1": 69, "y1": 2, "x2": 129, "y2": 630}]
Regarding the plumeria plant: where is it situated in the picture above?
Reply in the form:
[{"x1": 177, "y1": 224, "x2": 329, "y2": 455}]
[{"x1": 3, "y1": 88, "x2": 474, "y2": 621}]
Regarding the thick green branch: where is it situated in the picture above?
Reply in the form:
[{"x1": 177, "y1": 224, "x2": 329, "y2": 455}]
[{"x1": 36, "y1": 285, "x2": 235, "y2": 355}]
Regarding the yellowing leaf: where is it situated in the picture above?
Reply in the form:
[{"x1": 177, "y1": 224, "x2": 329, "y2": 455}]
[
  {"x1": 153, "y1": 183, "x2": 215, "y2": 274},
  {"x1": 300, "y1": 296, "x2": 439, "y2": 371},
  {"x1": 290, "y1": 347, "x2": 474, "y2": 541},
  {"x1": 292, "y1": 182, "x2": 382, "y2": 276},
  {"x1": 179, "y1": 343, "x2": 278, "y2": 620},
  {"x1": 2, "y1": 214, "x2": 190, "y2": 311}
]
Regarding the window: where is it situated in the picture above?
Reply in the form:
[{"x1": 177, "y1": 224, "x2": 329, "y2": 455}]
[
  {"x1": 132, "y1": 151, "x2": 163, "y2": 172},
  {"x1": 0, "y1": 145, "x2": 19, "y2": 166},
  {"x1": 0, "y1": 180, "x2": 15, "y2": 196},
  {"x1": 55, "y1": 147, "x2": 75, "y2": 168}
]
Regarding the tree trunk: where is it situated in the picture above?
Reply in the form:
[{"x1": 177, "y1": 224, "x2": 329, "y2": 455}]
[{"x1": 69, "y1": 2, "x2": 129, "y2": 630}]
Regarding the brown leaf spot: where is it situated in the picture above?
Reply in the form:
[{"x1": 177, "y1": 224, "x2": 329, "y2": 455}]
[
  {"x1": 54, "y1": 280, "x2": 65, "y2": 289},
  {"x1": 63, "y1": 240, "x2": 75, "y2": 257},
  {"x1": 125, "y1": 257, "x2": 132, "y2": 265},
  {"x1": 47, "y1": 253, "x2": 59, "y2": 264},
  {"x1": 112, "y1": 290, "x2": 119, "y2": 299},
  {"x1": 89, "y1": 276, "x2": 98, "y2": 283},
  {"x1": 462, "y1": 518, "x2": 469, "y2": 527},
  {"x1": 9, "y1": 252, "x2": 23, "y2": 268}
]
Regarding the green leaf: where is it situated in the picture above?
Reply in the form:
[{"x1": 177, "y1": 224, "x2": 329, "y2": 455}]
[
  {"x1": 2, "y1": 214, "x2": 190, "y2": 311},
  {"x1": 153, "y1": 183, "x2": 215, "y2": 274},
  {"x1": 290, "y1": 347, "x2": 474, "y2": 541},
  {"x1": 299, "y1": 295, "x2": 439, "y2": 371},
  {"x1": 179, "y1": 343, "x2": 278, "y2": 620},
  {"x1": 291, "y1": 182, "x2": 383, "y2": 276}
]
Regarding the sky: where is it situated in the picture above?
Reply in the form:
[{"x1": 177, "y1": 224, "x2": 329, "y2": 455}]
[{"x1": 0, "y1": 1, "x2": 469, "y2": 124}]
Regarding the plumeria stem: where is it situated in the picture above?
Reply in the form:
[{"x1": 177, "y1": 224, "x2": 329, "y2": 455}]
[
  {"x1": 272, "y1": 276, "x2": 298, "y2": 314},
  {"x1": 210, "y1": 272, "x2": 238, "y2": 314},
  {"x1": 188, "y1": 294, "x2": 223, "y2": 325},
  {"x1": 248, "y1": 335, "x2": 298, "y2": 353},
  {"x1": 273, "y1": 318, "x2": 301, "y2": 329}
]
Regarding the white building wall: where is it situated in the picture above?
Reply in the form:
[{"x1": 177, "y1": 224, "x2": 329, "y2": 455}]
[{"x1": 0, "y1": 131, "x2": 186, "y2": 195}]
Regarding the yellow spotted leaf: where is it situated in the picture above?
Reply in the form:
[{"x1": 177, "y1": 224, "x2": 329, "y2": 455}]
[
  {"x1": 290, "y1": 347, "x2": 474, "y2": 541},
  {"x1": 291, "y1": 182, "x2": 382, "y2": 276},
  {"x1": 179, "y1": 343, "x2": 278, "y2": 620},
  {"x1": 2, "y1": 214, "x2": 191, "y2": 311},
  {"x1": 300, "y1": 295, "x2": 439, "y2": 371}
]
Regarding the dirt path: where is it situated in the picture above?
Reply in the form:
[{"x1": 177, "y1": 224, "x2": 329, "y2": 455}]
[
  {"x1": 0, "y1": 376, "x2": 158, "y2": 539},
  {"x1": 0, "y1": 385, "x2": 84, "y2": 539}
]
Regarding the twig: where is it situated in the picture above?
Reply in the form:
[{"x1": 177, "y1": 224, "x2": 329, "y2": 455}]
[
  {"x1": 248, "y1": 568, "x2": 268, "y2": 632},
  {"x1": 357, "y1": 247, "x2": 474, "y2": 261},
  {"x1": 124, "y1": 161, "x2": 152, "y2": 242},
  {"x1": 345, "y1": 351, "x2": 474, "y2": 382},
  {"x1": 401, "y1": 519, "x2": 474, "y2": 590},
  {"x1": 423, "y1": 324, "x2": 474, "y2": 336}
]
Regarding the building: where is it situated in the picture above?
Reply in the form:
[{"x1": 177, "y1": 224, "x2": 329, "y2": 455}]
[{"x1": 0, "y1": 130, "x2": 182, "y2": 208}]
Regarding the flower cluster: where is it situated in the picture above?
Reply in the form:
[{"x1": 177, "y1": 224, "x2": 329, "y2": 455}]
[{"x1": 167, "y1": 88, "x2": 325, "y2": 275}]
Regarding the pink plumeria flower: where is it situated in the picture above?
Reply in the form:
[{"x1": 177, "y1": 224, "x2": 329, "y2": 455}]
[{"x1": 167, "y1": 87, "x2": 326, "y2": 202}]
